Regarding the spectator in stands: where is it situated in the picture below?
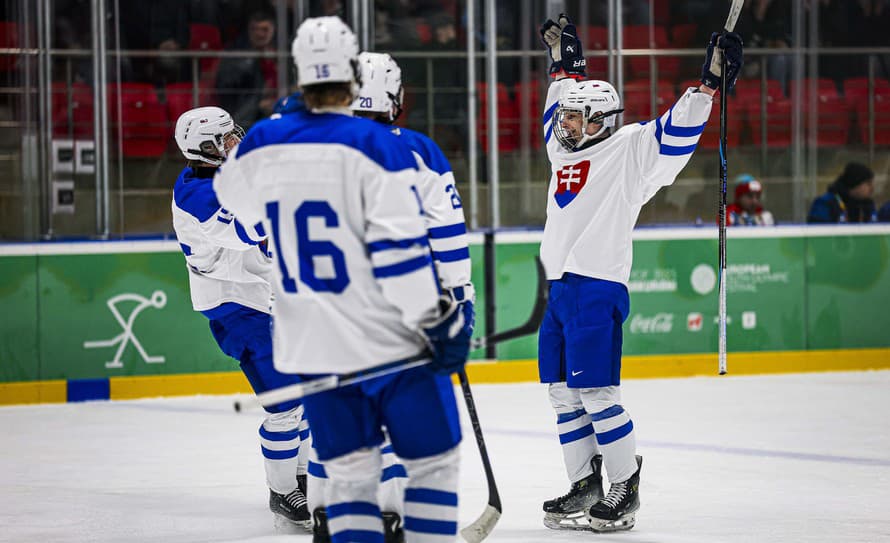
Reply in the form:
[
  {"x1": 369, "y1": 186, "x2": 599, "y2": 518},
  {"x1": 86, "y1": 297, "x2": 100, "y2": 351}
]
[
  {"x1": 216, "y1": 8, "x2": 278, "y2": 128},
  {"x1": 808, "y1": 162, "x2": 878, "y2": 223},
  {"x1": 726, "y1": 174, "x2": 775, "y2": 226},
  {"x1": 118, "y1": 1, "x2": 190, "y2": 85}
]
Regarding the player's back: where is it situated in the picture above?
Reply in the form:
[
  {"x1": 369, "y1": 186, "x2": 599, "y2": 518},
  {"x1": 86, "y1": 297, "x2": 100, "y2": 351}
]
[{"x1": 216, "y1": 110, "x2": 440, "y2": 375}]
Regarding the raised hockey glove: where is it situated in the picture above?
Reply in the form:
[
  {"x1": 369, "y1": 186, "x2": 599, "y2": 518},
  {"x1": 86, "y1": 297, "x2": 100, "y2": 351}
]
[
  {"x1": 701, "y1": 31, "x2": 744, "y2": 93},
  {"x1": 540, "y1": 14, "x2": 586, "y2": 80},
  {"x1": 421, "y1": 297, "x2": 474, "y2": 375}
]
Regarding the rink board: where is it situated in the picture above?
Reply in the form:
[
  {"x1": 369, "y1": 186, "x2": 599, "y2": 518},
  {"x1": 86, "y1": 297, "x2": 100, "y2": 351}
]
[{"x1": 1, "y1": 225, "x2": 889, "y2": 404}]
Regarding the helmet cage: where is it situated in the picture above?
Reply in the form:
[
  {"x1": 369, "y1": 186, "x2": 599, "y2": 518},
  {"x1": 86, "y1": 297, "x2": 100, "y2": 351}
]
[
  {"x1": 190, "y1": 124, "x2": 244, "y2": 166},
  {"x1": 552, "y1": 105, "x2": 624, "y2": 151}
]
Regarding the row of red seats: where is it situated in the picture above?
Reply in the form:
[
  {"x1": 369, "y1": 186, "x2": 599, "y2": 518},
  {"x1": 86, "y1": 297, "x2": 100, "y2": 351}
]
[
  {"x1": 478, "y1": 77, "x2": 890, "y2": 152},
  {"x1": 52, "y1": 82, "x2": 215, "y2": 157}
]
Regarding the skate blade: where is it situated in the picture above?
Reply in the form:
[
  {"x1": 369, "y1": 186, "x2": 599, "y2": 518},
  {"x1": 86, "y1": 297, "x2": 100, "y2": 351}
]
[
  {"x1": 273, "y1": 513, "x2": 312, "y2": 533},
  {"x1": 543, "y1": 511, "x2": 595, "y2": 531},
  {"x1": 586, "y1": 511, "x2": 636, "y2": 533}
]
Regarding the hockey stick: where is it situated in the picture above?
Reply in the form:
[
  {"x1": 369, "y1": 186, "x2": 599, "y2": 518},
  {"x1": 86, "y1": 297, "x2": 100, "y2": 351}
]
[
  {"x1": 232, "y1": 352, "x2": 431, "y2": 412},
  {"x1": 470, "y1": 257, "x2": 548, "y2": 351},
  {"x1": 716, "y1": 0, "x2": 744, "y2": 376},
  {"x1": 458, "y1": 370, "x2": 501, "y2": 543}
]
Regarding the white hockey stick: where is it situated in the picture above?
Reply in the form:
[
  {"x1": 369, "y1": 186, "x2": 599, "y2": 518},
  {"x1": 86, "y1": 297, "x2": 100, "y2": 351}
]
[{"x1": 716, "y1": 0, "x2": 744, "y2": 376}]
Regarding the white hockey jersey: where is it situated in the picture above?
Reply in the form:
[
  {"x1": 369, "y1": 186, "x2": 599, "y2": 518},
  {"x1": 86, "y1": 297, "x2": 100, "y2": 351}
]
[
  {"x1": 213, "y1": 109, "x2": 440, "y2": 375},
  {"x1": 171, "y1": 166, "x2": 272, "y2": 317},
  {"x1": 393, "y1": 126, "x2": 471, "y2": 294},
  {"x1": 540, "y1": 79, "x2": 713, "y2": 284}
]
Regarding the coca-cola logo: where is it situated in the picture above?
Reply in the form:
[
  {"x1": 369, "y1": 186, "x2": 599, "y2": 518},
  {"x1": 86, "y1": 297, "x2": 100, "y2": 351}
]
[{"x1": 629, "y1": 313, "x2": 674, "y2": 334}]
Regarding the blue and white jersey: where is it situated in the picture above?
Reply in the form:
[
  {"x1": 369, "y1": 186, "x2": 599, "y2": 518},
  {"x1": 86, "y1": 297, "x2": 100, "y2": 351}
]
[
  {"x1": 393, "y1": 126, "x2": 471, "y2": 292},
  {"x1": 213, "y1": 108, "x2": 441, "y2": 375},
  {"x1": 540, "y1": 80, "x2": 712, "y2": 284},
  {"x1": 171, "y1": 166, "x2": 272, "y2": 316}
]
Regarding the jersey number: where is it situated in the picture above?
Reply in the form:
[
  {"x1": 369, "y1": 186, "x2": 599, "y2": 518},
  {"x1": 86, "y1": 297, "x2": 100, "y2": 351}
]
[
  {"x1": 359, "y1": 97, "x2": 373, "y2": 108},
  {"x1": 445, "y1": 184, "x2": 462, "y2": 209},
  {"x1": 266, "y1": 201, "x2": 350, "y2": 294}
]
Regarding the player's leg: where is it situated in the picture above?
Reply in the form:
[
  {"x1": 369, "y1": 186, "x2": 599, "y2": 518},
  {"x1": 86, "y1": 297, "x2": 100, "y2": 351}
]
[
  {"x1": 382, "y1": 366, "x2": 462, "y2": 543},
  {"x1": 542, "y1": 382, "x2": 604, "y2": 530},
  {"x1": 209, "y1": 308, "x2": 310, "y2": 529},
  {"x1": 563, "y1": 276, "x2": 641, "y2": 532},
  {"x1": 302, "y1": 382, "x2": 387, "y2": 543}
]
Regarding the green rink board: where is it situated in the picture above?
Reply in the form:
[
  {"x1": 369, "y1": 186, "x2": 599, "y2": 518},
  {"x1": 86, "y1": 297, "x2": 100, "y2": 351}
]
[{"x1": 1, "y1": 229, "x2": 888, "y2": 384}]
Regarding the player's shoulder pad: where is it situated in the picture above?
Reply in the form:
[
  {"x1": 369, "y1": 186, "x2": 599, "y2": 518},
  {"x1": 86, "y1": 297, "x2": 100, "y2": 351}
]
[
  {"x1": 173, "y1": 166, "x2": 220, "y2": 222},
  {"x1": 235, "y1": 111, "x2": 417, "y2": 173},
  {"x1": 395, "y1": 126, "x2": 452, "y2": 176}
]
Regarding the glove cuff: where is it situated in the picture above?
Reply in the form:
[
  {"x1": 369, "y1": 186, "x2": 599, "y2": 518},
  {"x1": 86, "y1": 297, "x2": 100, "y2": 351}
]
[{"x1": 549, "y1": 63, "x2": 586, "y2": 81}]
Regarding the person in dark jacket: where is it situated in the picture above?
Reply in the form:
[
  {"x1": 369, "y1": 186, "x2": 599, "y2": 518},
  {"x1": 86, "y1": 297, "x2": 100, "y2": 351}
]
[{"x1": 807, "y1": 162, "x2": 877, "y2": 223}]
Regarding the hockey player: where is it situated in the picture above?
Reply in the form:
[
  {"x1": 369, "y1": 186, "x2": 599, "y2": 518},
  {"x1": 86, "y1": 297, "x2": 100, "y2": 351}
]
[
  {"x1": 305, "y1": 51, "x2": 476, "y2": 543},
  {"x1": 213, "y1": 16, "x2": 472, "y2": 543},
  {"x1": 171, "y1": 106, "x2": 311, "y2": 530},
  {"x1": 536, "y1": 15, "x2": 743, "y2": 532}
]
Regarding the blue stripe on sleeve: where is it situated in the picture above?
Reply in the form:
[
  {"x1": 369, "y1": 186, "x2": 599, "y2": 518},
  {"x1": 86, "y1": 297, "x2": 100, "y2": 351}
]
[
  {"x1": 235, "y1": 221, "x2": 260, "y2": 245},
  {"x1": 216, "y1": 215, "x2": 232, "y2": 224},
  {"x1": 665, "y1": 122, "x2": 705, "y2": 137},
  {"x1": 545, "y1": 124, "x2": 553, "y2": 145},
  {"x1": 542, "y1": 102, "x2": 559, "y2": 124},
  {"x1": 659, "y1": 143, "x2": 698, "y2": 156},
  {"x1": 432, "y1": 247, "x2": 470, "y2": 263},
  {"x1": 655, "y1": 116, "x2": 664, "y2": 143},
  {"x1": 179, "y1": 243, "x2": 192, "y2": 256},
  {"x1": 427, "y1": 223, "x2": 466, "y2": 239},
  {"x1": 254, "y1": 222, "x2": 266, "y2": 237},
  {"x1": 372, "y1": 254, "x2": 433, "y2": 278},
  {"x1": 367, "y1": 236, "x2": 428, "y2": 253}
]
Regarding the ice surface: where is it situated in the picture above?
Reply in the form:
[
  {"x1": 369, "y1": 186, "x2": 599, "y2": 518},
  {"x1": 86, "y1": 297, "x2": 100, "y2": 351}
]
[{"x1": 2, "y1": 371, "x2": 890, "y2": 542}]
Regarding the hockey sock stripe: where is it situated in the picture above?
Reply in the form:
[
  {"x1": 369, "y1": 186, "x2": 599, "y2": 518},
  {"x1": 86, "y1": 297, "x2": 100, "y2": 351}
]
[
  {"x1": 330, "y1": 529, "x2": 384, "y2": 543},
  {"x1": 556, "y1": 408, "x2": 587, "y2": 424},
  {"x1": 590, "y1": 405, "x2": 624, "y2": 421},
  {"x1": 405, "y1": 487, "x2": 458, "y2": 506},
  {"x1": 559, "y1": 423, "x2": 595, "y2": 444},
  {"x1": 328, "y1": 501, "x2": 381, "y2": 518},
  {"x1": 299, "y1": 428, "x2": 310, "y2": 441},
  {"x1": 381, "y1": 464, "x2": 407, "y2": 482},
  {"x1": 259, "y1": 425, "x2": 299, "y2": 441},
  {"x1": 308, "y1": 460, "x2": 327, "y2": 478},
  {"x1": 595, "y1": 420, "x2": 634, "y2": 446},
  {"x1": 427, "y1": 223, "x2": 466, "y2": 239},
  {"x1": 262, "y1": 445, "x2": 299, "y2": 460},
  {"x1": 403, "y1": 517, "x2": 458, "y2": 535}
]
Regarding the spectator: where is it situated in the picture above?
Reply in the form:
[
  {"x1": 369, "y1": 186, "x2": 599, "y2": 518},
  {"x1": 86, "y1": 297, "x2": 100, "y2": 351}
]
[
  {"x1": 216, "y1": 8, "x2": 279, "y2": 128},
  {"x1": 117, "y1": 1, "x2": 190, "y2": 85},
  {"x1": 808, "y1": 162, "x2": 877, "y2": 223},
  {"x1": 878, "y1": 201, "x2": 890, "y2": 222},
  {"x1": 726, "y1": 174, "x2": 775, "y2": 226}
]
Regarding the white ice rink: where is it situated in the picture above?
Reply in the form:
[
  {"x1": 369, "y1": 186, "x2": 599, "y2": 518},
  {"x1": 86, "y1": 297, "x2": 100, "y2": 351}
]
[{"x1": 3, "y1": 371, "x2": 890, "y2": 543}]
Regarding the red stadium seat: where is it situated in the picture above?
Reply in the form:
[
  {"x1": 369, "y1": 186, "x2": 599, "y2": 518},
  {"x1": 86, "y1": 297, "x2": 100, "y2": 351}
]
[
  {"x1": 165, "y1": 82, "x2": 217, "y2": 124},
  {"x1": 514, "y1": 81, "x2": 542, "y2": 149},
  {"x1": 788, "y1": 78, "x2": 839, "y2": 101},
  {"x1": 697, "y1": 95, "x2": 743, "y2": 149},
  {"x1": 0, "y1": 21, "x2": 19, "y2": 72},
  {"x1": 843, "y1": 77, "x2": 890, "y2": 100},
  {"x1": 856, "y1": 93, "x2": 890, "y2": 145},
  {"x1": 477, "y1": 82, "x2": 517, "y2": 152},
  {"x1": 108, "y1": 83, "x2": 170, "y2": 157},
  {"x1": 670, "y1": 23, "x2": 696, "y2": 47},
  {"x1": 188, "y1": 23, "x2": 223, "y2": 75},
  {"x1": 623, "y1": 25, "x2": 679, "y2": 80},
  {"x1": 733, "y1": 78, "x2": 785, "y2": 104},
  {"x1": 813, "y1": 94, "x2": 851, "y2": 146},
  {"x1": 581, "y1": 26, "x2": 609, "y2": 79},
  {"x1": 747, "y1": 96, "x2": 792, "y2": 148},
  {"x1": 51, "y1": 82, "x2": 95, "y2": 138}
]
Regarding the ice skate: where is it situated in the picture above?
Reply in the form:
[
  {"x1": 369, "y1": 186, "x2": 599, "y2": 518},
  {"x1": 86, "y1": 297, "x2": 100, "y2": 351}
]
[
  {"x1": 543, "y1": 455, "x2": 604, "y2": 530},
  {"x1": 312, "y1": 507, "x2": 404, "y2": 543},
  {"x1": 586, "y1": 455, "x2": 642, "y2": 533},
  {"x1": 269, "y1": 486, "x2": 311, "y2": 531}
]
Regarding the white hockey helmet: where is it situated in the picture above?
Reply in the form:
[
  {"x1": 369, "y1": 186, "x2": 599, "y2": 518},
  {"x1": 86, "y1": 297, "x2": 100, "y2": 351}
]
[
  {"x1": 292, "y1": 16, "x2": 360, "y2": 92},
  {"x1": 174, "y1": 106, "x2": 244, "y2": 166},
  {"x1": 352, "y1": 52, "x2": 404, "y2": 122},
  {"x1": 553, "y1": 79, "x2": 623, "y2": 151}
]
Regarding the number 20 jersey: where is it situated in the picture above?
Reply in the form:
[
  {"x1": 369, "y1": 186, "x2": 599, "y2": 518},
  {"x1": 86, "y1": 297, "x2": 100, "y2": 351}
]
[
  {"x1": 540, "y1": 79, "x2": 713, "y2": 284},
  {"x1": 213, "y1": 109, "x2": 440, "y2": 375}
]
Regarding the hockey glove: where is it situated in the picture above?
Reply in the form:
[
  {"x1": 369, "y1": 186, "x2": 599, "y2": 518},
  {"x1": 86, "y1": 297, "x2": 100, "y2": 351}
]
[
  {"x1": 421, "y1": 297, "x2": 475, "y2": 375},
  {"x1": 540, "y1": 13, "x2": 586, "y2": 80},
  {"x1": 701, "y1": 31, "x2": 744, "y2": 93}
]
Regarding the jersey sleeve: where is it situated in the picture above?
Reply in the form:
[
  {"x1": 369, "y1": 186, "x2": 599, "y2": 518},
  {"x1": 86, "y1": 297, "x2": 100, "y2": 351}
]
[
  {"x1": 628, "y1": 87, "x2": 713, "y2": 205},
  {"x1": 363, "y1": 162, "x2": 441, "y2": 331},
  {"x1": 176, "y1": 173, "x2": 265, "y2": 251},
  {"x1": 411, "y1": 149, "x2": 471, "y2": 290},
  {"x1": 213, "y1": 142, "x2": 266, "y2": 230},
  {"x1": 542, "y1": 78, "x2": 576, "y2": 159}
]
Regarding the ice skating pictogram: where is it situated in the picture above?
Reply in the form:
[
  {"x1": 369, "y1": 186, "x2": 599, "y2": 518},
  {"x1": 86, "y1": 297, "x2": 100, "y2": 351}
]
[{"x1": 83, "y1": 290, "x2": 167, "y2": 368}]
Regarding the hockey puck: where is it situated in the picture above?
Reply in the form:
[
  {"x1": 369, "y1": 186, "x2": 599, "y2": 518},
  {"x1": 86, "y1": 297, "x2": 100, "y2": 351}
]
[{"x1": 233, "y1": 400, "x2": 242, "y2": 412}]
